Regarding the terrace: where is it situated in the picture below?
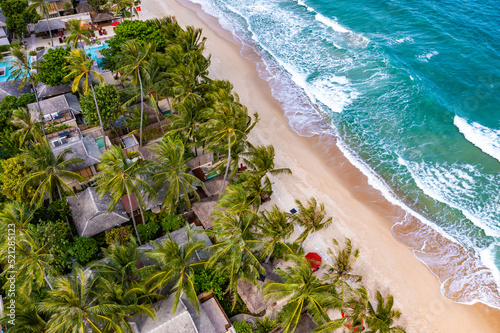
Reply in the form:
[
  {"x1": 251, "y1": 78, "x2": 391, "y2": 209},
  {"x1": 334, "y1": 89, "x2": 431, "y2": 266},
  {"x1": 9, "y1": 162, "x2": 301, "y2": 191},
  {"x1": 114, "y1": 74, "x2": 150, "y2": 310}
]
[
  {"x1": 28, "y1": 95, "x2": 77, "y2": 127},
  {"x1": 45, "y1": 126, "x2": 82, "y2": 149}
]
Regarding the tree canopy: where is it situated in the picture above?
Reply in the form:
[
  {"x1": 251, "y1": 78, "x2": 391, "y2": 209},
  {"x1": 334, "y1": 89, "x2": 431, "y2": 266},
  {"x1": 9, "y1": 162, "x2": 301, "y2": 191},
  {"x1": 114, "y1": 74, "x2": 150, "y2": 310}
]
[
  {"x1": 80, "y1": 83, "x2": 123, "y2": 128},
  {"x1": 37, "y1": 47, "x2": 71, "y2": 87}
]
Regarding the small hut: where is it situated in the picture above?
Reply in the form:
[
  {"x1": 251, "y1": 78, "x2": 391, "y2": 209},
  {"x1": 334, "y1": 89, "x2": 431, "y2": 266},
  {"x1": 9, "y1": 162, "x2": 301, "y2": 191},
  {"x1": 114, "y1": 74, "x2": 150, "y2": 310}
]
[
  {"x1": 76, "y1": 3, "x2": 93, "y2": 14},
  {"x1": 92, "y1": 12, "x2": 114, "y2": 24}
]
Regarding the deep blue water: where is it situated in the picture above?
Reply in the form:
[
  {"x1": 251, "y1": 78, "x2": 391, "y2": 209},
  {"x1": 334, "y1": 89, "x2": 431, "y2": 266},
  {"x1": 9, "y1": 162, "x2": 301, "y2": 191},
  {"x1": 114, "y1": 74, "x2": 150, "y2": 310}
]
[{"x1": 187, "y1": 0, "x2": 500, "y2": 307}]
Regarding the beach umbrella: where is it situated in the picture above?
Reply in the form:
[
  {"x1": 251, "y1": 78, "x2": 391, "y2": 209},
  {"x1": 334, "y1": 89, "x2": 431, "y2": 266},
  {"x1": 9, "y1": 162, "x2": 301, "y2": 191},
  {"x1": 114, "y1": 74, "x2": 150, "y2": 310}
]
[
  {"x1": 305, "y1": 252, "x2": 322, "y2": 272},
  {"x1": 111, "y1": 22, "x2": 120, "y2": 27},
  {"x1": 59, "y1": 31, "x2": 63, "y2": 38}
]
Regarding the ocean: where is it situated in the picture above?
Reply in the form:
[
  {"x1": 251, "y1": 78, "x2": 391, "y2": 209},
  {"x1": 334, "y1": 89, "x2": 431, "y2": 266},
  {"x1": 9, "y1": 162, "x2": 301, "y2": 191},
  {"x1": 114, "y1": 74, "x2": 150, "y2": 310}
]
[{"x1": 186, "y1": 0, "x2": 500, "y2": 308}]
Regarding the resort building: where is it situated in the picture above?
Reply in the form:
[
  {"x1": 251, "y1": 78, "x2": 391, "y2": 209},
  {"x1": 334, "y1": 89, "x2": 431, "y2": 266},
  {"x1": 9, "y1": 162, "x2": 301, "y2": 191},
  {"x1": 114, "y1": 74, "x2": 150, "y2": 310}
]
[{"x1": 0, "y1": 9, "x2": 9, "y2": 47}]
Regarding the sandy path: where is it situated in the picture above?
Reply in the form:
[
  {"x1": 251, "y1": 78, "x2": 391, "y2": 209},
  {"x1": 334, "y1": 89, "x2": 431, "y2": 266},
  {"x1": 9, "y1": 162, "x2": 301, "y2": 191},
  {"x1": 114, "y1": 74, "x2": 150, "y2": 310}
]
[{"x1": 139, "y1": 0, "x2": 500, "y2": 331}]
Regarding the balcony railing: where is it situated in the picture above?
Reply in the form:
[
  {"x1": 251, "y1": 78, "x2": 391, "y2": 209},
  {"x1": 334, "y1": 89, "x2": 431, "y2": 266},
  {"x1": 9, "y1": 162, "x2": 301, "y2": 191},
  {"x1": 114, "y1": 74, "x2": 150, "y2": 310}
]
[{"x1": 46, "y1": 127, "x2": 82, "y2": 149}]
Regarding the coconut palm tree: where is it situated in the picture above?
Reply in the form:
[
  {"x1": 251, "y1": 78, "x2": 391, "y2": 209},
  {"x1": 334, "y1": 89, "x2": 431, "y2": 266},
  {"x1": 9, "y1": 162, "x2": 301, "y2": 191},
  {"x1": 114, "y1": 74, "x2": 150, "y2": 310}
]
[
  {"x1": 168, "y1": 95, "x2": 205, "y2": 152},
  {"x1": 0, "y1": 233, "x2": 54, "y2": 293},
  {"x1": 324, "y1": 238, "x2": 361, "y2": 302},
  {"x1": 0, "y1": 292, "x2": 47, "y2": 332},
  {"x1": 148, "y1": 137, "x2": 203, "y2": 214},
  {"x1": 93, "y1": 145, "x2": 155, "y2": 246},
  {"x1": 293, "y1": 197, "x2": 333, "y2": 253},
  {"x1": 205, "y1": 210, "x2": 263, "y2": 306},
  {"x1": 255, "y1": 205, "x2": 294, "y2": 263},
  {"x1": 0, "y1": 202, "x2": 36, "y2": 246},
  {"x1": 237, "y1": 172, "x2": 273, "y2": 211},
  {"x1": 65, "y1": 19, "x2": 91, "y2": 49},
  {"x1": 39, "y1": 267, "x2": 124, "y2": 333},
  {"x1": 217, "y1": 183, "x2": 257, "y2": 217},
  {"x1": 143, "y1": 224, "x2": 206, "y2": 314},
  {"x1": 28, "y1": 0, "x2": 54, "y2": 47},
  {"x1": 365, "y1": 292, "x2": 406, "y2": 333},
  {"x1": 64, "y1": 49, "x2": 107, "y2": 149},
  {"x1": 20, "y1": 140, "x2": 85, "y2": 207},
  {"x1": 101, "y1": 0, "x2": 129, "y2": 23},
  {"x1": 8, "y1": 45, "x2": 43, "y2": 123},
  {"x1": 201, "y1": 100, "x2": 259, "y2": 193},
  {"x1": 263, "y1": 255, "x2": 340, "y2": 333},
  {"x1": 243, "y1": 144, "x2": 291, "y2": 179},
  {"x1": 12, "y1": 107, "x2": 43, "y2": 147},
  {"x1": 117, "y1": 40, "x2": 155, "y2": 147}
]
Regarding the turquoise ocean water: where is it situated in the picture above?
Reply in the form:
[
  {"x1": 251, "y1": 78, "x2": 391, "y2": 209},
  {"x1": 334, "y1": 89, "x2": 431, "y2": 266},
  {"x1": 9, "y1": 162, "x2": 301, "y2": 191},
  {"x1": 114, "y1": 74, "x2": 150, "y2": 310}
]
[{"x1": 186, "y1": 0, "x2": 500, "y2": 307}]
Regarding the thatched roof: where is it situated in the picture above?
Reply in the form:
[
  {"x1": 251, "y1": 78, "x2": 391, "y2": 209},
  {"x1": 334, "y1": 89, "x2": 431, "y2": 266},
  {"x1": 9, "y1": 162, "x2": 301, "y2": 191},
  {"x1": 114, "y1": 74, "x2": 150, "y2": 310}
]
[
  {"x1": 92, "y1": 12, "x2": 114, "y2": 23},
  {"x1": 237, "y1": 263, "x2": 281, "y2": 315},
  {"x1": 203, "y1": 175, "x2": 230, "y2": 197},
  {"x1": 34, "y1": 19, "x2": 65, "y2": 33},
  {"x1": 76, "y1": 3, "x2": 93, "y2": 13},
  {"x1": 191, "y1": 199, "x2": 221, "y2": 229},
  {"x1": 67, "y1": 187, "x2": 129, "y2": 237},
  {"x1": 138, "y1": 141, "x2": 160, "y2": 162},
  {"x1": 52, "y1": 136, "x2": 102, "y2": 171}
]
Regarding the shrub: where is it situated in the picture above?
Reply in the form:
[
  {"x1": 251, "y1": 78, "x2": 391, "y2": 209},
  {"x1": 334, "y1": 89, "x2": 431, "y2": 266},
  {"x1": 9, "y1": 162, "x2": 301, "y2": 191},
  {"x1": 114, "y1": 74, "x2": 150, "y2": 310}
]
[
  {"x1": 233, "y1": 322, "x2": 255, "y2": 333},
  {"x1": 160, "y1": 214, "x2": 185, "y2": 233},
  {"x1": 15, "y1": 93, "x2": 36, "y2": 108},
  {"x1": 36, "y1": 46, "x2": 71, "y2": 86},
  {"x1": 271, "y1": 242, "x2": 300, "y2": 261},
  {"x1": 105, "y1": 226, "x2": 133, "y2": 246},
  {"x1": 33, "y1": 200, "x2": 71, "y2": 224},
  {"x1": 194, "y1": 269, "x2": 227, "y2": 300},
  {"x1": 68, "y1": 237, "x2": 99, "y2": 265},
  {"x1": 137, "y1": 221, "x2": 160, "y2": 244},
  {"x1": 29, "y1": 50, "x2": 37, "y2": 56}
]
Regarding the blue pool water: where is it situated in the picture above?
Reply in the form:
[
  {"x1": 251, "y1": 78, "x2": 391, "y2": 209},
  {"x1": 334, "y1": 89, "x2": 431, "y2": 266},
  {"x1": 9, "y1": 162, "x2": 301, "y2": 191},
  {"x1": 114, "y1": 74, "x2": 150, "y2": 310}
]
[
  {"x1": 187, "y1": 0, "x2": 500, "y2": 308},
  {"x1": 86, "y1": 42, "x2": 108, "y2": 67},
  {"x1": 95, "y1": 137, "x2": 105, "y2": 149},
  {"x1": 0, "y1": 57, "x2": 14, "y2": 83}
]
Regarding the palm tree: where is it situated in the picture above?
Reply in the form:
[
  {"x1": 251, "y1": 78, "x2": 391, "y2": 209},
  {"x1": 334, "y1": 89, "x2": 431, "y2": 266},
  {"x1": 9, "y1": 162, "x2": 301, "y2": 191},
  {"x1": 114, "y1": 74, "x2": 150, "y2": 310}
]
[
  {"x1": 365, "y1": 292, "x2": 406, "y2": 333},
  {"x1": 237, "y1": 172, "x2": 273, "y2": 211},
  {"x1": 217, "y1": 183, "x2": 257, "y2": 217},
  {"x1": 64, "y1": 48, "x2": 107, "y2": 149},
  {"x1": 243, "y1": 144, "x2": 291, "y2": 179},
  {"x1": 28, "y1": 0, "x2": 54, "y2": 47},
  {"x1": 0, "y1": 202, "x2": 36, "y2": 246},
  {"x1": 255, "y1": 205, "x2": 294, "y2": 263},
  {"x1": 148, "y1": 137, "x2": 203, "y2": 214},
  {"x1": 168, "y1": 94, "x2": 205, "y2": 151},
  {"x1": 20, "y1": 140, "x2": 85, "y2": 207},
  {"x1": 93, "y1": 145, "x2": 155, "y2": 246},
  {"x1": 324, "y1": 238, "x2": 361, "y2": 302},
  {"x1": 205, "y1": 210, "x2": 263, "y2": 306},
  {"x1": 12, "y1": 107, "x2": 43, "y2": 147},
  {"x1": 0, "y1": 292, "x2": 47, "y2": 332},
  {"x1": 293, "y1": 197, "x2": 333, "y2": 253},
  {"x1": 143, "y1": 224, "x2": 206, "y2": 314},
  {"x1": 263, "y1": 255, "x2": 340, "y2": 333},
  {"x1": 39, "y1": 267, "x2": 124, "y2": 333},
  {"x1": 8, "y1": 45, "x2": 43, "y2": 123},
  {"x1": 201, "y1": 100, "x2": 259, "y2": 193},
  {"x1": 117, "y1": 40, "x2": 155, "y2": 147},
  {"x1": 101, "y1": 0, "x2": 129, "y2": 23},
  {"x1": 65, "y1": 19, "x2": 91, "y2": 49},
  {"x1": 0, "y1": 233, "x2": 54, "y2": 293}
]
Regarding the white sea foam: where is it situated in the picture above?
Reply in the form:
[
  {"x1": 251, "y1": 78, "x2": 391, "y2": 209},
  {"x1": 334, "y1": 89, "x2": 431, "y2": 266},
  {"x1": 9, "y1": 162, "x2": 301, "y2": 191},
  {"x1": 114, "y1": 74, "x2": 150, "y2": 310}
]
[
  {"x1": 315, "y1": 13, "x2": 349, "y2": 33},
  {"x1": 417, "y1": 50, "x2": 439, "y2": 62},
  {"x1": 454, "y1": 115, "x2": 500, "y2": 163},
  {"x1": 480, "y1": 244, "x2": 500, "y2": 289}
]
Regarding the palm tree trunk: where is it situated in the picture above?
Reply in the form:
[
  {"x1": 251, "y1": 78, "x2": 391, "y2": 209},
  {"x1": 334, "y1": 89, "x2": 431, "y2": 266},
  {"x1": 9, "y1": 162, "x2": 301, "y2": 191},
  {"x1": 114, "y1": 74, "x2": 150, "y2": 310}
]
[
  {"x1": 138, "y1": 71, "x2": 144, "y2": 147},
  {"x1": 31, "y1": 78, "x2": 45, "y2": 137},
  {"x1": 220, "y1": 140, "x2": 231, "y2": 194},
  {"x1": 45, "y1": 15, "x2": 54, "y2": 47},
  {"x1": 155, "y1": 92, "x2": 164, "y2": 135},
  {"x1": 126, "y1": 186, "x2": 142, "y2": 246},
  {"x1": 44, "y1": 272, "x2": 54, "y2": 290},
  {"x1": 90, "y1": 81, "x2": 107, "y2": 150},
  {"x1": 56, "y1": 185, "x2": 75, "y2": 237}
]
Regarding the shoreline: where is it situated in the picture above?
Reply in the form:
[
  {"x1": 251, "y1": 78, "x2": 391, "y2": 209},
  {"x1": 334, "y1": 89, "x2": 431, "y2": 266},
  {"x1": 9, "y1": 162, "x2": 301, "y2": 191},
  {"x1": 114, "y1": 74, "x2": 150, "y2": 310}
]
[{"x1": 142, "y1": 0, "x2": 500, "y2": 331}]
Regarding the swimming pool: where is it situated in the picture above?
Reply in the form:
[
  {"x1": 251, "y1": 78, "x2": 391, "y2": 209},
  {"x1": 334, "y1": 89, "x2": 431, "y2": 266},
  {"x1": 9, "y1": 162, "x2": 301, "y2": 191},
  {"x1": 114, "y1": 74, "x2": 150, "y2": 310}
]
[
  {"x1": 95, "y1": 137, "x2": 105, "y2": 149},
  {"x1": 0, "y1": 57, "x2": 14, "y2": 83},
  {"x1": 86, "y1": 42, "x2": 108, "y2": 67}
]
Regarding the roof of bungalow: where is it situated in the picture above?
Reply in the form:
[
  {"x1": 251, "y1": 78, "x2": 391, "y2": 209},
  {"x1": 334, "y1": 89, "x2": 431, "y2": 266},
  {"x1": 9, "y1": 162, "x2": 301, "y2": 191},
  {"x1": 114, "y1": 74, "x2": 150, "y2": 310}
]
[
  {"x1": 52, "y1": 136, "x2": 102, "y2": 171},
  {"x1": 237, "y1": 263, "x2": 282, "y2": 315},
  {"x1": 191, "y1": 198, "x2": 221, "y2": 230},
  {"x1": 64, "y1": 93, "x2": 81, "y2": 114},
  {"x1": 0, "y1": 81, "x2": 32, "y2": 97},
  {"x1": 76, "y1": 3, "x2": 93, "y2": 13},
  {"x1": 131, "y1": 292, "x2": 222, "y2": 333},
  {"x1": 137, "y1": 139, "x2": 161, "y2": 162},
  {"x1": 0, "y1": 89, "x2": 9, "y2": 101},
  {"x1": 27, "y1": 95, "x2": 69, "y2": 117},
  {"x1": 34, "y1": 19, "x2": 65, "y2": 33},
  {"x1": 67, "y1": 187, "x2": 129, "y2": 237},
  {"x1": 92, "y1": 12, "x2": 114, "y2": 23},
  {"x1": 37, "y1": 83, "x2": 72, "y2": 99}
]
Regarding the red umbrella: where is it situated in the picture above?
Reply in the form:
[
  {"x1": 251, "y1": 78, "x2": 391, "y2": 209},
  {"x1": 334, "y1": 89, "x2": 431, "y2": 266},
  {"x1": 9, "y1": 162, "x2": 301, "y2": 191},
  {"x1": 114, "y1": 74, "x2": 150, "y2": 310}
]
[
  {"x1": 111, "y1": 22, "x2": 120, "y2": 27},
  {"x1": 305, "y1": 252, "x2": 322, "y2": 272}
]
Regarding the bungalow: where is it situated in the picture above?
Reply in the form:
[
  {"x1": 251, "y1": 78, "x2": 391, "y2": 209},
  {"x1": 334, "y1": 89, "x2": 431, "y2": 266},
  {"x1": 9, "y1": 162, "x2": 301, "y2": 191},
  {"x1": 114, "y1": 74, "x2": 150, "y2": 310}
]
[
  {"x1": 0, "y1": 9, "x2": 9, "y2": 46},
  {"x1": 67, "y1": 187, "x2": 129, "y2": 237},
  {"x1": 28, "y1": 94, "x2": 78, "y2": 128}
]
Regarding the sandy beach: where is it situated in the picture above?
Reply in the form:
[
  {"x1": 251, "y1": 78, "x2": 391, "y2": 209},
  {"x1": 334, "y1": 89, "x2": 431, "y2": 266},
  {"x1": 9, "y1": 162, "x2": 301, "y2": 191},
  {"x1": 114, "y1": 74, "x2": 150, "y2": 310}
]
[{"x1": 140, "y1": 0, "x2": 500, "y2": 331}]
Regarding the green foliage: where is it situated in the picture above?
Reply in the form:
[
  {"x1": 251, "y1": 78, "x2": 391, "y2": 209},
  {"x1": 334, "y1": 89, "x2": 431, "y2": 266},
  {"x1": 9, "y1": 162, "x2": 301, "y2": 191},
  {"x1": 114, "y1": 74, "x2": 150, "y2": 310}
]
[
  {"x1": 271, "y1": 242, "x2": 300, "y2": 261},
  {"x1": 193, "y1": 269, "x2": 227, "y2": 300},
  {"x1": 33, "y1": 199, "x2": 71, "y2": 223},
  {"x1": 44, "y1": 122, "x2": 71, "y2": 135},
  {"x1": 160, "y1": 214, "x2": 185, "y2": 233},
  {"x1": 255, "y1": 317, "x2": 280, "y2": 333},
  {"x1": 80, "y1": 83, "x2": 122, "y2": 128},
  {"x1": 37, "y1": 47, "x2": 71, "y2": 86},
  {"x1": 0, "y1": 0, "x2": 32, "y2": 39},
  {"x1": 27, "y1": 220, "x2": 72, "y2": 273},
  {"x1": 15, "y1": 93, "x2": 36, "y2": 108},
  {"x1": 0, "y1": 156, "x2": 34, "y2": 201},
  {"x1": 137, "y1": 220, "x2": 160, "y2": 244},
  {"x1": 105, "y1": 225, "x2": 133, "y2": 246},
  {"x1": 233, "y1": 321, "x2": 256, "y2": 333},
  {"x1": 68, "y1": 237, "x2": 99, "y2": 265}
]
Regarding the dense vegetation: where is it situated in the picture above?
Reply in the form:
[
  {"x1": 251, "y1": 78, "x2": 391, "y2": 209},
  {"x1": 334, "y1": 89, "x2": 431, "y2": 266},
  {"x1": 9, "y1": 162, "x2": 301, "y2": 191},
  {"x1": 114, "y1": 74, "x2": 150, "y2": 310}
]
[{"x1": 0, "y1": 14, "x2": 406, "y2": 333}]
